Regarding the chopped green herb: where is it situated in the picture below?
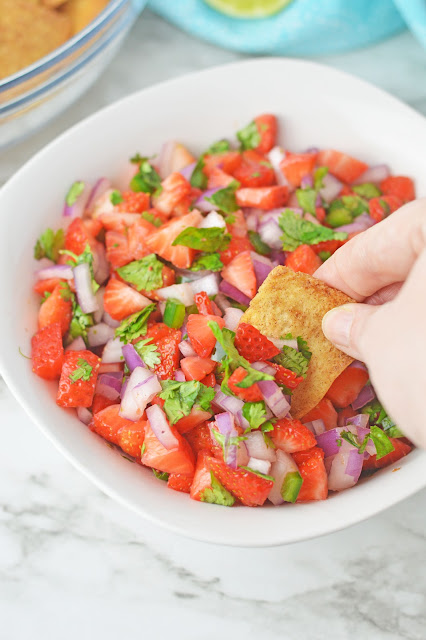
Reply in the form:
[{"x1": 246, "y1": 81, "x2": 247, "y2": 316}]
[
  {"x1": 352, "y1": 183, "x2": 381, "y2": 199},
  {"x1": 297, "y1": 336, "x2": 312, "y2": 363},
  {"x1": 242, "y1": 401, "x2": 269, "y2": 431},
  {"x1": 236, "y1": 120, "x2": 260, "y2": 151},
  {"x1": 18, "y1": 347, "x2": 31, "y2": 360},
  {"x1": 279, "y1": 209, "x2": 347, "y2": 252},
  {"x1": 110, "y1": 190, "x2": 124, "y2": 205},
  {"x1": 224, "y1": 214, "x2": 236, "y2": 224},
  {"x1": 141, "y1": 211, "x2": 162, "y2": 227},
  {"x1": 115, "y1": 304, "x2": 156, "y2": 344},
  {"x1": 69, "y1": 297, "x2": 94, "y2": 341},
  {"x1": 206, "y1": 139, "x2": 231, "y2": 154},
  {"x1": 152, "y1": 469, "x2": 169, "y2": 481},
  {"x1": 362, "y1": 401, "x2": 404, "y2": 438},
  {"x1": 69, "y1": 358, "x2": 93, "y2": 383},
  {"x1": 369, "y1": 425, "x2": 395, "y2": 460},
  {"x1": 205, "y1": 180, "x2": 240, "y2": 214},
  {"x1": 296, "y1": 188, "x2": 317, "y2": 215},
  {"x1": 130, "y1": 160, "x2": 162, "y2": 195},
  {"x1": 190, "y1": 156, "x2": 208, "y2": 190},
  {"x1": 159, "y1": 379, "x2": 214, "y2": 425},
  {"x1": 41, "y1": 291, "x2": 52, "y2": 303},
  {"x1": 200, "y1": 472, "x2": 235, "y2": 506},
  {"x1": 314, "y1": 166, "x2": 329, "y2": 190},
  {"x1": 240, "y1": 467, "x2": 274, "y2": 482},
  {"x1": 173, "y1": 227, "x2": 231, "y2": 252},
  {"x1": 248, "y1": 230, "x2": 272, "y2": 256},
  {"x1": 189, "y1": 252, "x2": 224, "y2": 272},
  {"x1": 274, "y1": 338, "x2": 311, "y2": 378},
  {"x1": 130, "y1": 153, "x2": 145, "y2": 164},
  {"x1": 65, "y1": 181, "x2": 85, "y2": 207},
  {"x1": 134, "y1": 337, "x2": 161, "y2": 368},
  {"x1": 34, "y1": 228, "x2": 65, "y2": 262},
  {"x1": 319, "y1": 250, "x2": 331, "y2": 262},
  {"x1": 117, "y1": 254, "x2": 164, "y2": 291},
  {"x1": 141, "y1": 442, "x2": 146, "y2": 455}
]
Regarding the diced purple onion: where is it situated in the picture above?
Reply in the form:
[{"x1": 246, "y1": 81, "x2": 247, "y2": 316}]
[
  {"x1": 195, "y1": 188, "x2": 220, "y2": 212},
  {"x1": 77, "y1": 406, "x2": 92, "y2": 425},
  {"x1": 349, "y1": 360, "x2": 368, "y2": 372},
  {"x1": 219, "y1": 280, "x2": 251, "y2": 306},
  {"x1": 95, "y1": 373, "x2": 122, "y2": 400},
  {"x1": 214, "y1": 411, "x2": 238, "y2": 469},
  {"x1": 199, "y1": 212, "x2": 226, "y2": 229},
  {"x1": 353, "y1": 164, "x2": 390, "y2": 185},
  {"x1": 122, "y1": 343, "x2": 144, "y2": 372},
  {"x1": 335, "y1": 212, "x2": 375, "y2": 235},
  {"x1": 258, "y1": 218, "x2": 282, "y2": 250},
  {"x1": 267, "y1": 147, "x2": 288, "y2": 187},
  {"x1": 65, "y1": 336, "x2": 86, "y2": 351},
  {"x1": 174, "y1": 369, "x2": 186, "y2": 382},
  {"x1": 301, "y1": 174, "x2": 313, "y2": 189},
  {"x1": 345, "y1": 414, "x2": 369, "y2": 430},
  {"x1": 87, "y1": 323, "x2": 115, "y2": 348},
  {"x1": 223, "y1": 307, "x2": 244, "y2": 332},
  {"x1": 157, "y1": 283, "x2": 194, "y2": 306},
  {"x1": 247, "y1": 457, "x2": 271, "y2": 475},
  {"x1": 102, "y1": 338, "x2": 124, "y2": 363},
  {"x1": 251, "y1": 361, "x2": 276, "y2": 376},
  {"x1": 319, "y1": 172, "x2": 342, "y2": 203},
  {"x1": 328, "y1": 440, "x2": 363, "y2": 491},
  {"x1": 120, "y1": 367, "x2": 161, "y2": 422},
  {"x1": 258, "y1": 380, "x2": 290, "y2": 418},
  {"x1": 352, "y1": 383, "x2": 375, "y2": 410},
  {"x1": 245, "y1": 209, "x2": 258, "y2": 231},
  {"x1": 92, "y1": 244, "x2": 109, "y2": 285},
  {"x1": 245, "y1": 430, "x2": 276, "y2": 462},
  {"x1": 36, "y1": 264, "x2": 74, "y2": 281},
  {"x1": 236, "y1": 441, "x2": 250, "y2": 467},
  {"x1": 179, "y1": 340, "x2": 196, "y2": 357},
  {"x1": 251, "y1": 251, "x2": 274, "y2": 287},
  {"x1": 93, "y1": 287, "x2": 105, "y2": 324},
  {"x1": 86, "y1": 178, "x2": 111, "y2": 212},
  {"x1": 179, "y1": 161, "x2": 196, "y2": 181},
  {"x1": 63, "y1": 181, "x2": 91, "y2": 218},
  {"x1": 146, "y1": 404, "x2": 178, "y2": 449},
  {"x1": 214, "y1": 293, "x2": 232, "y2": 313},
  {"x1": 189, "y1": 273, "x2": 220, "y2": 297},
  {"x1": 103, "y1": 311, "x2": 120, "y2": 328},
  {"x1": 268, "y1": 449, "x2": 299, "y2": 505},
  {"x1": 121, "y1": 377, "x2": 128, "y2": 398},
  {"x1": 73, "y1": 262, "x2": 98, "y2": 314},
  {"x1": 304, "y1": 419, "x2": 326, "y2": 435}
]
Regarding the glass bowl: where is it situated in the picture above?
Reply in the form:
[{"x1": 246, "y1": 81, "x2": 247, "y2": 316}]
[{"x1": 0, "y1": 0, "x2": 147, "y2": 149}]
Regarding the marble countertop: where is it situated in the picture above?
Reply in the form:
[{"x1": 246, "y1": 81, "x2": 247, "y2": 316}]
[{"x1": 1, "y1": 10, "x2": 426, "y2": 639}]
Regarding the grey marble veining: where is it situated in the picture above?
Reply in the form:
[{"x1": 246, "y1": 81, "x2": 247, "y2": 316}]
[{"x1": 1, "y1": 10, "x2": 426, "y2": 639}]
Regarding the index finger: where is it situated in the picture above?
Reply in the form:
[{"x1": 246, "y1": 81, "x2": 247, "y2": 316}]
[{"x1": 314, "y1": 198, "x2": 426, "y2": 300}]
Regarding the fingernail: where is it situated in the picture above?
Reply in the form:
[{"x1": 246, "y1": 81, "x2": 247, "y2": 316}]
[{"x1": 322, "y1": 305, "x2": 355, "y2": 347}]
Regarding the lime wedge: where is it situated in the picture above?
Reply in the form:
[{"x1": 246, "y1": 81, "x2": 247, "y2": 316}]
[{"x1": 204, "y1": 0, "x2": 293, "y2": 18}]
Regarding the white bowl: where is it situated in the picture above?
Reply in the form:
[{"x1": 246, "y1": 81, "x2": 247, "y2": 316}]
[{"x1": 0, "y1": 58, "x2": 425, "y2": 546}]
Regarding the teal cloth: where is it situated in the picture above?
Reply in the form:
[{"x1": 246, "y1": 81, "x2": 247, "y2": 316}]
[{"x1": 148, "y1": 0, "x2": 426, "y2": 56}]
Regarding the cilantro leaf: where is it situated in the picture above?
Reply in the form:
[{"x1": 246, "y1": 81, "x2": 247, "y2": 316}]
[
  {"x1": 130, "y1": 160, "x2": 162, "y2": 195},
  {"x1": 248, "y1": 230, "x2": 272, "y2": 256},
  {"x1": 69, "y1": 296, "x2": 93, "y2": 341},
  {"x1": 190, "y1": 157, "x2": 208, "y2": 190},
  {"x1": 189, "y1": 252, "x2": 224, "y2": 272},
  {"x1": 110, "y1": 190, "x2": 123, "y2": 205},
  {"x1": 236, "y1": 120, "x2": 260, "y2": 151},
  {"x1": 240, "y1": 466, "x2": 274, "y2": 482},
  {"x1": 296, "y1": 188, "x2": 318, "y2": 215},
  {"x1": 211, "y1": 428, "x2": 247, "y2": 460},
  {"x1": 369, "y1": 426, "x2": 395, "y2": 460},
  {"x1": 297, "y1": 336, "x2": 312, "y2": 363},
  {"x1": 242, "y1": 401, "x2": 269, "y2": 431},
  {"x1": 340, "y1": 430, "x2": 362, "y2": 449},
  {"x1": 362, "y1": 400, "x2": 404, "y2": 438},
  {"x1": 152, "y1": 469, "x2": 169, "y2": 481},
  {"x1": 278, "y1": 209, "x2": 347, "y2": 252},
  {"x1": 352, "y1": 183, "x2": 381, "y2": 199},
  {"x1": 206, "y1": 140, "x2": 231, "y2": 154},
  {"x1": 69, "y1": 358, "x2": 93, "y2": 383},
  {"x1": 134, "y1": 337, "x2": 161, "y2": 368},
  {"x1": 117, "y1": 254, "x2": 164, "y2": 291},
  {"x1": 172, "y1": 227, "x2": 231, "y2": 252},
  {"x1": 314, "y1": 166, "x2": 329, "y2": 190},
  {"x1": 200, "y1": 472, "x2": 235, "y2": 506},
  {"x1": 158, "y1": 380, "x2": 214, "y2": 425},
  {"x1": 34, "y1": 228, "x2": 64, "y2": 262},
  {"x1": 274, "y1": 344, "x2": 310, "y2": 378},
  {"x1": 130, "y1": 153, "x2": 145, "y2": 164},
  {"x1": 60, "y1": 244, "x2": 99, "y2": 293},
  {"x1": 205, "y1": 181, "x2": 240, "y2": 214},
  {"x1": 141, "y1": 211, "x2": 162, "y2": 227},
  {"x1": 115, "y1": 304, "x2": 156, "y2": 344},
  {"x1": 65, "y1": 181, "x2": 85, "y2": 207}
]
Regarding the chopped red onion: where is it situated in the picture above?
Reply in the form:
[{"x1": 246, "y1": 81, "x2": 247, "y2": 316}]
[
  {"x1": 214, "y1": 292, "x2": 232, "y2": 313},
  {"x1": 102, "y1": 338, "x2": 125, "y2": 363},
  {"x1": 267, "y1": 147, "x2": 288, "y2": 186},
  {"x1": 93, "y1": 244, "x2": 109, "y2": 285},
  {"x1": 328, "y1": 440, "x2": 363, "y2": 491},
  {"x1": 251, "y1": 361, "x2": 276, "y2": 376},
  {"x1": 36, "y1": 264, "x2": 74, "y2": 281},
  {"x1": 214, "y1": 411, "x2": 238, "y2": 469},
  {"x1": 316, "y1": 428, "x2": 341, "y2": 457},
  {"x1": 269, "y1": 249, "x2": 286, "y2": 266},
  {"x1": 73, "y1": 263, "x2": 98, "y2": 314},
  {"x1": 189, "y1": 273, "x2": 220, "y2": 297},
  {"x1": 146, "y1": 404, "x2": 178, "y2": 449},
  {"x1": 319, "y1": 172, "x2": 342, "y2": 203},
  {"x1": 223, "y1": 307, "x2": 244, "y2": 332},
  {"x1": 179, "y1": 340, "x2": 197, "y2": 357},
  {"x1": 213, "y1": 386, "x2": 247, "y2": 429},
  {"x1": 93, "y1": 287, "x2": 105, "y2": 324},
  {"x1": 95, "y1": 373, "x2": 122, "y2": 400},
  {"x1": 174, "y1": 369, "x2": 186, "y2": 382},
  {"x1": 86, "y1": 178, "x2": 111, "y2": 212},
  {"x1": 219, "y1": 280, "x2": 251, "y2": 306},
  {"x1": 179, "y1": 161, "x2": 196, "y2": 181},
  {"x1": 352, "y1": 384, "x2": 375, "y2": 410},
  {"x1": 63, "y1": 181, "x2": 91, "y2": 218},
  {"x1": 349, "y1": 360, "x2": 368, "y2": 372},
  {"x1": 251, "y1": 251, "x2": 274, "y2": 287},
  {"x1": 122, "y1": 343, "x2": 144, "y2": 372},
  {"x1": 268, "y1": 449, "x2": 299, "y2": 505},
  {"x1": 258, "y1": 380, "x2": 290, "y2": 418},
  {"x1": 66, "y1": 336, "x2": 86, "y2": 351},
  {"x1": 157, "y1": 283, "x2": 194, "y2": 306},
  {"x1": 301, "y1": 174, "x2": 313, "y2": 189},
  {"x1": 120, "y1": 367, "x2": 161, "y2": 421},
  {"x1": 195, "y1": 188, "x2": 220, "y2": 212},
  {"x1": 236, "y1": 441, "x2": 250, "y2": 467},
  {"x1": 199, "y1": 212, "x2": 226, "y2": 229},
  {"x1": 245, "y1": 430, "x2": 276, "y2": 462},
  {"x1": 87, "y1": 323, "x2": 115, "y2": 347},
  {"x1": 157, "y1": 141, "x2": 177, "y2": 179},
  {"x1": 345, "y1": 414, "x2": 369, "y2": 430},
  {"x1": 77, "y1": 406, "x2": 92, "y2": 425},
  {"x1": 258, "y1": 218, "x2": 282, "y2": 250},
  {"x1": 353, "y1": 164, "x2": 390, "y2": 185},
  {"x1": 304, "y1": 419, "x2": 326, "y2": 435},
  {"x1": 247, "y1": 457, "x2": 271, "y2": 475},
  {"x1": 103, "y1": 311, "x2": 121, "y2": 328},
  {"x1": 335, "y1": 212, "x2": 375, "y2": 234}
]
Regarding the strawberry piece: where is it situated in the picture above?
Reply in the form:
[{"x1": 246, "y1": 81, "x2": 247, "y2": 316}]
[
  {"x1": 194, "y1": 291, "x2": 214, "y2": 315},
  {"x1": 200, "y1": 372, "x2": 216, "y2": 387},
  {"x1": 91, "y1": 404, "x2": 147, "y2": 458},
  {"x1": 236, "y1": 186, "x2": 288, "y2": 210},
  {"x1": 311, "y1": 239, "x2": 346, "y2": 255},
  {"x1": 286, "y1": 244, "x2": 322, "y2": 275},
  {"x1": 187, "y1": 313, "x2": 225, "y2": 358},
  {"x1": 301, "y1": 397, "x2": 338, "y2": 431},
  {"x1": 38, "y1": 283, "x2": 72, "y2": 336},
  {"x1": 57, "y1": 350, "x2": 100, "y2": 408},
  {"x1": 189, "y1": 450, "x2": 234, "y2": 504},
  {"x1": 142, "y1": 421, "x2": 195, "y2": 475},
  {"x1": 279, "y1": 152, "x2": 317, "y2": 188},
  {"x1": 65, "y1": 217, "x2": 92, "y2": 256},
  {"x1": 233, "y1": 150, "x2": 276, "y2": 188},
  {"x1": 83, "y1": 219, "x2": 103, "y2": 237},
  {"x1": 292, "y1": 446, "x2": 328, "y2": 501},
  {"x1": 317, "y1": 149, "x2": 368, "y2": 183},
  {"x1": 369, "y1": 195, "x2": 402, "y2": 223},
  {"x1": 117, "y1": 423, "x2": 146, "y2": 458},
  {"x1": 127, "y1": 218, "x2": 155, "y2": 261},
  {"x1": 221, "y1": 250, "x2": 256, "y2": 299},
  {"x1": 98, "y1": 362, "x2": 124, "y2": 374},
  {"x1": 185, "y1": 423, "x2": 215, "y2": 456},
  {"x1": 207, "y1": 456, "x2": 273, "y2": 506},
  {"x1": 117, "y1": 191, "x2": 150, "y2": 213},
  {"x1": 207, "y1": 167, "x2": 235, "y2": 189},
  {"x1": 315, "y1": 206, "x2": 326, "y2": 223},
  {"x1": 227, "y1": 209, "x2": 248, "y2": 238},
  {"x1": 33, "y1": 278, "x2": 63, "y2": 296},
  {"x1": 146, "y1": 209, "x2": 202, "y2": 268},
  {"x1": 168, "y1": 143, "x2": 196, "y2": 174},
  {"x1": 153, "y1": 172, "x2": 191, "y2": 216},
  {"x1": 228, "y1": 366, "x2": 263, "y2": 402},
  {"x1": 180, "y1": 356, "x2": 216, "y2": 381},
  {"x1": 269, "y1": 362, "x2": 304, "y2": 389},
  {"x1": 140, "y1": 265, "x2": 175, "y2": 301},
  {"x1": 91, "y1": 393, "x2": 117, "y2": 415},
  {"x1": 272, "y1": 418, "x2": 316, "y2": 453},
  {"x1": 175, "y1": 407, "x2": 213, "y2": 434},
  {"x1": 326, "y1": 366, "x2": 369, "y2": 408},
  {"x1": 234, "y1": 323, "x2": 280, "y2": 363},
  {"x1": 203, "y1": 151, "x2": 242, "y2": 176},
  {"x1": 253, "y1": 114, "x2": 277, "y2": 154},
  {"x1": 98, "y1": 212, "x2": 141, "y2": 232},
  {"x1": 219, "y1": 235, "x2": 252, "y2": 266},
  {"x1": 379, "y1": 176, "x2": 415, "y2": 203},
  {"x1": 144, "y1": 322, "x2": 181, "y2": 380},
  {"x1": 105, "y1": 230, "x2": 133, "y2": 268},
  {"x1": 363, "y1": 438, "x2": 411, "y2": 470},
  {"x1": 167, "y1": 472, "x2": 193, "y2": 493},
  {"x1": 103, "y1": 279, "x2": 152, "y2": 321},
  {"x1": 31, "y1": 322, "x2": 64, "y2": 380}
]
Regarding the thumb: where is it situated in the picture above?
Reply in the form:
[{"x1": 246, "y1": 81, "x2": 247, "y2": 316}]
[{"x1": 322, "y1": 303, "x2": 381, "y2": 361}]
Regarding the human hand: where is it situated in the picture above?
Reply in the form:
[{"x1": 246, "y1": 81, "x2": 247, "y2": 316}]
[{"x1": 315, "y1": 199, "x2": 426, "y2": 448}]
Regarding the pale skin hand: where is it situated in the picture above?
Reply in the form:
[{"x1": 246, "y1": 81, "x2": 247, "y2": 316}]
[{"x1": 314, "y1": 198, "x2": 426, "y2": 449}]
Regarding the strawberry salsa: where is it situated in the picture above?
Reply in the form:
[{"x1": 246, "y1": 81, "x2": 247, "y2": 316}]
[{"x1": 30, "y1": 114, "x2": 415, "y2": 507}]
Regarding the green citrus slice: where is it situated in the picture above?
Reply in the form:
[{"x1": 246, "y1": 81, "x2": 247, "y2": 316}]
[{"x1": 204, "y1": 0, "x2": 293, "y2": 18}]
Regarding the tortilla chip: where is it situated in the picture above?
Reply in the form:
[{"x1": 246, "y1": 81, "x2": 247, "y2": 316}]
[
  {"x1": 60, "y1": 0, "x2": 109, "y2": 34},
  {"x1": 0, "y1": 0, "x2": 71, "y2": 79},
  {"x1": 241, "y1": 266, "x2": 354, "y2": 419},
  {"x1": 43, "y1": 0, "x2": 68, "y2": 8}
]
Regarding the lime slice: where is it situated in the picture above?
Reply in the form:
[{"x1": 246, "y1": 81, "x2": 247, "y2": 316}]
[{"x1": 204, "y1": 0, "x2": 293, "y2": 18}]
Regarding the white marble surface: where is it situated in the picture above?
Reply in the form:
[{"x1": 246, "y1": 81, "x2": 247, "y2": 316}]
[{"x1": 1, "y1": 11, "x2": 426, "y2": 639}]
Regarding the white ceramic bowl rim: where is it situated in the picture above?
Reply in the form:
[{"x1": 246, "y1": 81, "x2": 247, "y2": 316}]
[{"x1": 1, "y1": 58, "x2": 425, "y2": 547}]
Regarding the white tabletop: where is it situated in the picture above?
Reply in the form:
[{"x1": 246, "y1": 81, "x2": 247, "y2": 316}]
[{"x1": 1, "y1": 11, "x2": 426, "y2": 639}]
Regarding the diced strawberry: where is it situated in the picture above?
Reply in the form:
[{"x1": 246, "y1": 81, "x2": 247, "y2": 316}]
[
  {"x1": 363, "y1": 438, "x2": 411, "y2": 470},
  {"x1": 175, "y1": 408, "x2": 213, "y2": 434},
  {"x1": 369, "y1": 195, "x2": 402, "y2": 223},
  {"x1": 219, "y1": 235, "x2": 252, "y2": 266},
  {"x1": 233, "y1": 150, "x2": 276, "y2": 188},
  {"x1": 200, "y1": 372, "x2": 216, "y2": 388},
  {"x1": 185, "y1": 423, "x2": 215, "y2": 456},
  {"x1": 315, "y1": 206, "x2": 326, "y2": 223},
  {"x1": 127, "y1": 218, "x2": 155, "y2": 261},
  {"x1": 194, "y1": 291, "x2": 214, "y2": 315},
  {"x1": 98, "y1": 212, "x2": 141, "y2": 232},
  {"x1": 105, "y1": 230, "x2": 133, "y2": 268},
  {"x1": 286, "y1": 244, "x2": 322, "y2": 275},
  {"x1": 142, "y1": 421, "x2": 195, "y2": 475},
  {"x1": 91, "y1": 404, "x2": 146, "y2": 459},
  {"x1": 187, "y1": 314, "x2": 225, "y2": 358},
  {"x1": 279, "y1": 152, "x2": 317, "y2": 188},
  {"x1": 83, "y1": 219, "x2": 103, "y2": 238},
  {"x1": 146, "y1": 209, "x2": 202, "y2": 268},
  {"x1": 236, "y1": 186, "x2": 289, "y2": 210},
  {"x1": 167, "y1": 472, "x2": 193, "y2": 493},
  {"x1": 221, "y1": 250, "x2": 256, "y2": 299},
  {"x1": 140, "y1": 265, "x2": 176, "y2": 301},
  {"x1": 190, "y1": 451, "x2": 218, "y2": 501},
  {"x1": 326, "y1": 366, "x2": 370, "y2": 409},
  {"x1": 203, "y1": 151, "x2": 242, "y2": 176},
  {"x1": 253, "y1": 114, "x2": 277, "y2": 154},
  {"x1": 117, "y1": 422, "x2": 146, "y2": 458},
  {"x1": 227, "y1": 209, "x2": 248, "y2": 238},
  {"x1": 317, "y1": 149, "x2": 368, "y2": 183},
  {"x1": 228, "y1": 366, "x2": 263, "y2": 402},
  {"x1": 98, "y1": 362, "x2": 124, "y2": 374},
  {"x1": 168, "y1": 143, "x2": 196, "y2": 175},
  {"x1": 181, "y1": 356, "x2": 216, "y2": 381},
  {"x1": 91, "y1": 393, "x2": 117, "y2": 415},
  {"x1": 302, "y1": 397, "x2": 338, "y2": 431},
  {"x1": 207, "y1": 167, "x2": 235, "y2": 189},
  {"x1": 207, "y1": 456, "x2": 273, "y2": 506},
  {"x1": 380, "y1": 176, "x2": 415, "y2": 203},
  {"x1": 272, "y1": 418, "x2": 316, "y2": 453},
  {"x1": 34, "y1": 278, "x2": 63, "y2": 296},
  {"x1": 117, "y1": 191, "x2": 150, "y2": 213},
  {"x1": 65, "y1": 218, "x2": 92, "y2": 256},
  {"x1": 57, "y1": 350, "x2": 100, "y2": 408},
  {"x1": 38, "y1": 283, "x2": 72, "y2": 336},
  {"x1": 269, "y1": 362, "x2": 304, "y2": 389},
  {"x1": 292, "y1": 446, "x2": 328, "y2": 501},
  {"x1": 103, "y1": 278, "x2": 152, "y2": 321},
  {"x1": 234, "y1": 323, "x2": 280, "y2": 363},
  {"x1": 311, "y1": 239, "x2": 346, "y2": 255},
  {"x1": 144, "y1": 323, "x2": 181, "y2": 380},
  {"x1": 31, "y1": 322, "x2": 64, "y2": 380},
  {"x1": 152, "y1": 172, "x2": 191, "y2": 216}
]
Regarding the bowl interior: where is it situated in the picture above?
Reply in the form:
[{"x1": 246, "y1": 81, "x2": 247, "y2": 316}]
[{"x1": 1, "y1": 58, "x2": 425, "y2": 546}]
